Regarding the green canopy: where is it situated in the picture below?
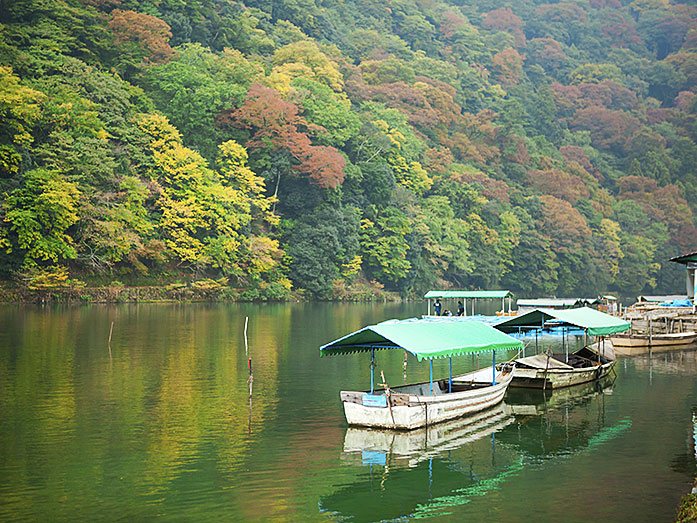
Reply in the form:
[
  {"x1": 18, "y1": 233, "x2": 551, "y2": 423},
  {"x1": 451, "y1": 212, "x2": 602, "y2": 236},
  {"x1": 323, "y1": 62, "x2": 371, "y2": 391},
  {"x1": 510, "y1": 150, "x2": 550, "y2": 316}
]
[
  {"x1": 320, "y1": 318, "x2": 523, "y2": 361},
  {"x1": 424, "y1": 290, "x2": 512, "y2": 299},
  {"x1": 670, "y1": 251, "x2": 697, "y2": 265},
  {"x1": 494, "y1": 307, "x2": 630, "y2": 336}
]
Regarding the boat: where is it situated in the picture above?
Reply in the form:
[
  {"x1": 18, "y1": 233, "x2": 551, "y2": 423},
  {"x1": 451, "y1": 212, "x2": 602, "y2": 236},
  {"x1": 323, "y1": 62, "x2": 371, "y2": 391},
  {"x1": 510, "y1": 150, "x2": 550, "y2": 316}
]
[
  {"x1": 610, "y1": 331, "x2": 697, "y2": 356},
  {"x1": 493, "y1": 307, "x2": 630, "y2": 389},
  {"x1": 319, "y1": 318, "x2": 524, "y2": 430},
  {"x1": 508, "y1": 346, "x2": 615, "y2": 389}
]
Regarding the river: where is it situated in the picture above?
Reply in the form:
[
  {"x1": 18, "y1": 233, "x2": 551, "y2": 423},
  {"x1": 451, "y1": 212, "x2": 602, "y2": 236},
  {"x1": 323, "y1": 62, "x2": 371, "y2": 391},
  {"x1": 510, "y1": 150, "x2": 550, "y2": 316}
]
[{"x1": 0, "y1": 302, "x2": 695, "y2": 521}]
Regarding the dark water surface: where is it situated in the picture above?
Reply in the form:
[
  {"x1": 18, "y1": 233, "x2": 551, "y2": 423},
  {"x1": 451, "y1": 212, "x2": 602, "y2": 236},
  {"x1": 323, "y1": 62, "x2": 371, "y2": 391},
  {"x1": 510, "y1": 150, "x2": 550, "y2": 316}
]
[{"x1": 1, "y1": 303, "x2": 696, "y2": 522}]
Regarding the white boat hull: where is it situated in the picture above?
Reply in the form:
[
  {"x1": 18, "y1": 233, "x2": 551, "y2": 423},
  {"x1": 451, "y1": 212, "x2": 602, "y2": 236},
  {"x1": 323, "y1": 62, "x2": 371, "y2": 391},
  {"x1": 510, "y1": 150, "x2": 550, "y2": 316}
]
[
  {"x1": 510, "y1": 360, "x2": 616, "y2": 389},
  {"x1": 340, "y1": 368, "x2": 513, "y2": 430},
  {"x1": 610, "y1": 332, "x2": 697, "y2": 355}
]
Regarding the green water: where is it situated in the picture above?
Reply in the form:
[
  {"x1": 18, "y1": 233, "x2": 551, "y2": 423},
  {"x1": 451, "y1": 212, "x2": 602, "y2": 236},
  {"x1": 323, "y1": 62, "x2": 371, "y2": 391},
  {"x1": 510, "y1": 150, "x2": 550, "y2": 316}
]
[{"x1": 1, "y1": 303, "x2": 696, "y2": 522}]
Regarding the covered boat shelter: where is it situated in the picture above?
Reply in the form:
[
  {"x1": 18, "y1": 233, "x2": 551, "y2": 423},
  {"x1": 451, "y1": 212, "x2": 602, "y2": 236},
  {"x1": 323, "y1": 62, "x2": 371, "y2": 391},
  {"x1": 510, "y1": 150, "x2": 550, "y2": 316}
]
[
  {"x1": 320, "y1": 318, "x2": 523, "y2": 394},
  {"x1": 516, "y1": 298, "x2": 595, "y2": 312},
  {"x1": 493, "y1": 307, "x2": 631, "y2": 361},
  {"x1": 494, "y1": 307, "x2": 631, "y2": 336},
  {"x1": 670, "y1": 251, "x2": 697, "y2": 310},
  {"x1": 424, "y1": 290, "x2": 513, "y2": 316}
]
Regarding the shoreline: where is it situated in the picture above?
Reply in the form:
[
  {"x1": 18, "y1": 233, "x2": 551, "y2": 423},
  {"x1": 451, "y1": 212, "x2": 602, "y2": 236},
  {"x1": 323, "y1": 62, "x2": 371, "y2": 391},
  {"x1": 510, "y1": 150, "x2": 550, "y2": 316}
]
[{"x1": 0, "y1": 282, "x2": 402, "y2": 304}]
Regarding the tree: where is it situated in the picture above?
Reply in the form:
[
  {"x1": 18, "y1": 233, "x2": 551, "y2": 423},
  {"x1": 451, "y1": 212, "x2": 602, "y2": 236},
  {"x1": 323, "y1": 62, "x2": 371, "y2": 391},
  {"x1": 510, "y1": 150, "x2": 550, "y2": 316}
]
[
  {"x1": 108, "y1": 9, "x2": 174, "y2": 67},
  {"x1": 270, "y1": 40, "x2": 343, "y2": 92},
  {"x1": 359, "y1": 208, "x2": 412, "y2": 287},
  {"x1": 492, "y1": 48, "x2": 524, "y2": 87},
  {"x1": 143, "y1": 44, "x2": 262, "y2": 158},
  {"x1": 0, "y1": 66, "x2": 45, "y2": 178},
  {"x1": 482, "y1": 8, "x2": 526, "y2": 47},
  {"x1": 220, "y1": 84, "x2": 346, "y2": 189},
  {"x1": 1, "y1": 168, "x2": 80, "y2": 267}
]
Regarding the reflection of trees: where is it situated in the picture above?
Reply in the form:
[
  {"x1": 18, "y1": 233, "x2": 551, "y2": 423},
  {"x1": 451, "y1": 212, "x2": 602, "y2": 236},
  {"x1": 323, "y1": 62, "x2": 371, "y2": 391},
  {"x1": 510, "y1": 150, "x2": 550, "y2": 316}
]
[{"x1": 0, "y1": 304, "x2": 285, "y2": 519}]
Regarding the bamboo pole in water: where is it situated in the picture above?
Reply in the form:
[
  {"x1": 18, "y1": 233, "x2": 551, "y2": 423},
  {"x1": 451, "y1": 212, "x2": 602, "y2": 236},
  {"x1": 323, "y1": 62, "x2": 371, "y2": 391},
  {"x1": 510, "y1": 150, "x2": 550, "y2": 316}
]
[
  {"x1": 108, "y1": 321, "x2": 114, "y2": 359},
  {"x1": 244, "y1": 316, "x2": 249, "y2": 356}
]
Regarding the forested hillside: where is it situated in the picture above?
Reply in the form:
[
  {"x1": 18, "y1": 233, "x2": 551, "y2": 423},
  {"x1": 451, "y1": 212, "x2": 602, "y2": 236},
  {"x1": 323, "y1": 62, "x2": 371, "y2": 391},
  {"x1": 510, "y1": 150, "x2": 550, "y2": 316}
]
[{"x1": 1, "y1": 0, "x2": 696, "y2": 299}]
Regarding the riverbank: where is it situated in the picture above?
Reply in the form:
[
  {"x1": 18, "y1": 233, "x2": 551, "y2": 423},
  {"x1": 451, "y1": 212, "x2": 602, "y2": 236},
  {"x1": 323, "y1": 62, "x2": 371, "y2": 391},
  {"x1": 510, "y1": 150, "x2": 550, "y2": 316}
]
[
  {"x1": 0, "y1": 279, "x2": 401, "y2": 303},
  {"x1": 677, "y1": 486, "x2": 697, "y2": 522}
]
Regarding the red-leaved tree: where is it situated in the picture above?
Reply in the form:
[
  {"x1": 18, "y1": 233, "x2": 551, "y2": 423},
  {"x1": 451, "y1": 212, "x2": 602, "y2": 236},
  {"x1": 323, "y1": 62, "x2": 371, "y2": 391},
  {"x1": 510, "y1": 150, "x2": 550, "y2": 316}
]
[{"x1": 219, "y1": 84, "x2": 345, "y2": 189}]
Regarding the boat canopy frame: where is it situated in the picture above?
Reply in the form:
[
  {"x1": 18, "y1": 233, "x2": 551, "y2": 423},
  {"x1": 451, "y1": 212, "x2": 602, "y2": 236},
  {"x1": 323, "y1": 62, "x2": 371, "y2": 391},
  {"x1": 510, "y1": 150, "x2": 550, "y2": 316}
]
[
  {"x1": 320, "y1": 317, "x2": 524, "y2": 393},
  {"x1": 423, "y1": 290, "x2": 513, "y2": 316},
  {"x1": 493, "y1": 307, "x2": 630, "y2": 337},
  {"x1": 320, "y1": 317, "x2": 524, "y2": 360}
]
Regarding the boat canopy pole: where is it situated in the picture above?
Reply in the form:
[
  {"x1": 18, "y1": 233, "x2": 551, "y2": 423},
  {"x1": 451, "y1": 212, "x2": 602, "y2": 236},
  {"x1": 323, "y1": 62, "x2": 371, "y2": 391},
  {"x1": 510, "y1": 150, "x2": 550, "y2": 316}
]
[
  {"x1": 427, "y1": 299, "x2": 431, "y2": 316},
  {"x1": 464, "y1": 298, "x2": 467, "y2": 317},
  {"x1": 429, "y1": 360, "x2": 434, "y2": 394},
  {"x1": 492, "y1": 351, "x2": 496, "y2": 385},
  {"x1": 449, "y1": 357, "x2": 453, "y2": 393},
  {"x1": 370, "y1": 348, "x2": 375, "y2": 393}
]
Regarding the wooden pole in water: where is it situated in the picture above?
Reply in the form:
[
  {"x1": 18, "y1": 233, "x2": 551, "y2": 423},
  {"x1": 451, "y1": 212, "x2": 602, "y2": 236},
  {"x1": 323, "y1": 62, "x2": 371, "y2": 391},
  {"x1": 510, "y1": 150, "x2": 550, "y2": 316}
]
[
  {"x1": 248, "y1": 357, "x2": 253, "y2": 397},
  {"x1": 244, "y1": 316, "x2": 249, "y2": 356},
  {"x1": 108, "y1": 321, "x2": 114, "y2": 358}
]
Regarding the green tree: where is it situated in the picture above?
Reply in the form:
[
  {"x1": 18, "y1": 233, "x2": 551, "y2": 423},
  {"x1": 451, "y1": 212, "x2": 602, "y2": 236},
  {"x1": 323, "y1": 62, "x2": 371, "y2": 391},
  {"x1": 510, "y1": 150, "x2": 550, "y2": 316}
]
[{"x1": 1, "y1": 169, "x2": 80, "y2": 268}]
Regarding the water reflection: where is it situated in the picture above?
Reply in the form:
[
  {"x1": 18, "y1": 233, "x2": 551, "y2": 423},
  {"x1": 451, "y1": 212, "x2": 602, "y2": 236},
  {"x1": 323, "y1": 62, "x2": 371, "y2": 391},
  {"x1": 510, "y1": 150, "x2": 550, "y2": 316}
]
[
  {"x1": 1, "y1": 303, "x2": 695, "y2": 521},
  {"x1": 342, "y1": 404, "x2": 514, "y2": 468},
  {"x1": 321, "y1": 378, "x2": 630, "y2": 522}
]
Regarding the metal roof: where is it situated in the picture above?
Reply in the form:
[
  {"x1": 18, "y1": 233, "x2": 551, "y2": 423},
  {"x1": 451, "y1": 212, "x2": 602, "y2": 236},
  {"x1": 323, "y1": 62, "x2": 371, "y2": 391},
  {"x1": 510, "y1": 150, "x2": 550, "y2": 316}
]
[
  {"x1": 494, "y1": 307, "x2": 631, "y2": 337},
  {"x1": 516, "y1": 298, "x2": 591, "y2": 308},
  {"x1": 424, "y1": 290, "x2": 512, "y2": 299},
  {"x1": 320, "y1": 317, "x2": 523, "y2": 361},
  {"x1": 637, "y1": 295, "x2": 687, "y2": 303}
]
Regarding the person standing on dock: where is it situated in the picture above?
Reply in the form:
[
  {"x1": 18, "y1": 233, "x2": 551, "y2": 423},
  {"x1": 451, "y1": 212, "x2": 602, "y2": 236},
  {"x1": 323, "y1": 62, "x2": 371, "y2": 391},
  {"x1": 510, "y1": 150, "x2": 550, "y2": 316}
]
[
  {"x1": 434, "y1": 299, "x2": 442, "y2": 316},
  {"x1": 457, "y1": 301, "x2": 465, "y2": 316}
]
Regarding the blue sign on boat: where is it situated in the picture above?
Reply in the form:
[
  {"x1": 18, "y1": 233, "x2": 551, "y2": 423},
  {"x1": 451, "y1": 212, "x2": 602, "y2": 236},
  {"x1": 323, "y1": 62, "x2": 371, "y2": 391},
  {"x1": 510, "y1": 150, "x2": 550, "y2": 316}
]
[
  {"x1": 362, "y1": 450, "x2": 387, "y2": 466},
  {"x1": 362, "y1": 393, "x2": 387, "y2": 408}
]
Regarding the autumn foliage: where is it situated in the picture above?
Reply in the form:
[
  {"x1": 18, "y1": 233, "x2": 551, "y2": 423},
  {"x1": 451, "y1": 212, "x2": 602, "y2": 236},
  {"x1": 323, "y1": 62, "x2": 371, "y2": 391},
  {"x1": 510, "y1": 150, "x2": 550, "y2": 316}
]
[
  {"x1": 219, "y1": 84, "x2": 345, "y2": 189},
  {"x1": 108, "y1": 9, "x2": 173, "y2": 63}
]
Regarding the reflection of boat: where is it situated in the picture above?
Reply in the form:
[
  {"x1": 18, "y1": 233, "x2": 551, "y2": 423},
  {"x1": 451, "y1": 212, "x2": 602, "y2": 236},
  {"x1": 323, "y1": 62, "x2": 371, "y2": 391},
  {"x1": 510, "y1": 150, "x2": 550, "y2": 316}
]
[
  {"x1": 320, "y1": 375, "x2": 631, "y2": 522},
  {"x1": 610, "y1": 332, "x2": 697, "y2": 356},
  {"x1": 631, "y1": 349, "x2": 697, "y2": 374},
  {"x1": 505, "y1": 375, "x2": 614, "y2": 416},
  {"x1": 320, "y1": 318, "x2": 523, "y2": 430},
  {"x1": 509, "y1": 346, "x2": 615, "y2": 389},
  {"x1": 342, "y1": 403, "x2": 514, "y2": 468}
]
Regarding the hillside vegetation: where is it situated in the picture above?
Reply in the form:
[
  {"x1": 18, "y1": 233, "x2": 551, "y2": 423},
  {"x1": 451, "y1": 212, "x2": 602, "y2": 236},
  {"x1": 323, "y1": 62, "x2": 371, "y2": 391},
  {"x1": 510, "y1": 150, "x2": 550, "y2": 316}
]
[{"x1": 1, "y1": 0, "x2": 696, "y2": 300}]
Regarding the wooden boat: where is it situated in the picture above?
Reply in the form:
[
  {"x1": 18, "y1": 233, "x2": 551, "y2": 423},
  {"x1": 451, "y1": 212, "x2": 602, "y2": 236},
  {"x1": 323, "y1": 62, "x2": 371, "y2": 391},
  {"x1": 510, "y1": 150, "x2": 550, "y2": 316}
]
[
  {"x1": 509, "y1": 347, "x2": 615, "y2": 390},
  {"x1": 610, "y1": 331, "x2": 697, "y2": 356},
  {"x1": 493, "y1": 307, "x2": 629, "y2": 389},
  {"x1": 340, "y1": 367, "x2": 513, "y2": 430},
  {"x1": 320, "y1": 318, "x2": 523, "y2": 430}
]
